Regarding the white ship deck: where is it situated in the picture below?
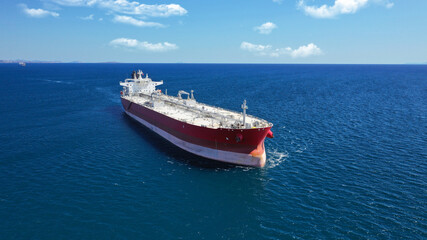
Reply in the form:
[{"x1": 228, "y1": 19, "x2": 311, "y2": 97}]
[{"x1": 122, "y1": 94, "x2": 272, "y2": 130}]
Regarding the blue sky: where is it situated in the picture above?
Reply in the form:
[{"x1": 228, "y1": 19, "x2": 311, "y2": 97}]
[{"x1": 1, "y1": 0, "x2": 426, "y2": 63}]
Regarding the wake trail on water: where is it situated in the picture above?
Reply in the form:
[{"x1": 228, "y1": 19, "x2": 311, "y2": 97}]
[
  {"x1": 41, "y1": 79, "x2": 73, "y2": 85},
  {"x1": 95, "y1": 87, "x2": 121, "y2": 104},
  {"x1": 266, "y1": 148, "x2": 289, "y2": 169}
]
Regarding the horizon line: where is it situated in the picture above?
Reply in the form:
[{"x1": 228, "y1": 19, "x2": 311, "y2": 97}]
[{"x1": 1, "y1": 60, "x2": 426, "y2": 65}]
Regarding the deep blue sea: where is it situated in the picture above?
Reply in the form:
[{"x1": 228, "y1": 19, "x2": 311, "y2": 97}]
[{"x1": 0, "y1": 63, "x2": 426, "y2": 239}]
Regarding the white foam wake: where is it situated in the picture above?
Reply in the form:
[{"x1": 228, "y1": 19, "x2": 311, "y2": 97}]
[
  {"x1": 266, "y1": 148, "x2": 288, "y2": 169},
  {"x1": 42, "y1": 79, "x2": 72, "y2": 84}
]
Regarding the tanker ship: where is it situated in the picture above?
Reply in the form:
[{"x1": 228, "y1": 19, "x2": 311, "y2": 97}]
[{"x1": 120, "y1": 70, "x2": 273, "y2": 167}]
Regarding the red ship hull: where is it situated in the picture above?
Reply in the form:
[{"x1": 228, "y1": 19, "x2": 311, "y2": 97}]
[{"x1": 122, "y1": 98, "x2": 272, "y2": 167}]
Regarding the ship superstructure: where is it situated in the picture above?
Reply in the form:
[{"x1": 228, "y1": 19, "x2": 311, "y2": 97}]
[{"x1": 120, "y1": 70, "x2": 273, "y2": 167}]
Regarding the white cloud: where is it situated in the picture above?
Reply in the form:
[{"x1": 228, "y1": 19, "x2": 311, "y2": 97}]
[
  {"x1": 240, "y1": 42, "x2": 272, "y2": 53},
  {"x1": 20, "y1": 4, "x2": 59, "y2": 18},
  {"x1": 80, "y1": 14, "x2": 94, "y2": 20},
  {"x1": 130, "y1": 3, "x2": 187, "y2": 17},
  {"x1": 111, "y1": 38, "x2": 138, "y2": 47},
  {"x1": 110, "y1": 38, "x2": 178, "y2": 52},
  {"x1": 49, "y1": 0, "x2": 97, "y2": 6},
  {"x1": 372, "y1": 0, "x2": 394, "y2": 9},
  {"x1": 240, "y1": 41, "x2": 322, "y2": 58},
  {"x1": 298, "y1": 0, "x2": 368, "y2": 18},
  {"x1": 299, "y1": 0, "x2": 394, "y2": 18},
  {"x1": 113, "y1": 15, "x2": 164, "y2": 27},
  {"x1": 254, "y1": 22, "x2": 277, "y2": 34},
  {"x1": 50, "y1": 0, "x2": 187, "y2": 17},
  {"x1": 290, "y1": 43, "x2": 322, "y2": 58},
  {"x1": 273, "y1": 0, "x2": 283, "y2": 4}
]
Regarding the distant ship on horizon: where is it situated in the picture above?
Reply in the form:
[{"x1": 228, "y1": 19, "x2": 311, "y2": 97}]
[
  {"x1": 18, "y1": 62, "x2": 26, "y2": 67},
  {"x1": 120, "y1": 70, "x2": 274, "y2": 167}
]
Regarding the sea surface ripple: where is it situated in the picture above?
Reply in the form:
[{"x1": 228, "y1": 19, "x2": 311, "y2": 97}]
[{"x1": 0, "y1": 64, "x2": 426, "y2": 239}]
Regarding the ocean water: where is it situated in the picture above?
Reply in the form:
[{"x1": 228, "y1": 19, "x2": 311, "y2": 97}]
[{"x1": 0, "y1": 63, "x2": 426, "y2": 239}]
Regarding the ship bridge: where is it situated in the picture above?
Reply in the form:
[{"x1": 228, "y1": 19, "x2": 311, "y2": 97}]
[{"x1": 120, "y1": 70, "x2": 163, "y2": 96}]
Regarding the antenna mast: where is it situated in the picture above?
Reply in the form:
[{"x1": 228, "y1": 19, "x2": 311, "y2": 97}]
[{"x1": 241, "y1": 100, "x2": 248, "y2": 127}]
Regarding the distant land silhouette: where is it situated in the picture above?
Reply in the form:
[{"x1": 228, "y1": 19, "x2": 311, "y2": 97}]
[{"x1": 0, "y1": 60, "x2": 120, "y2": 64}]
